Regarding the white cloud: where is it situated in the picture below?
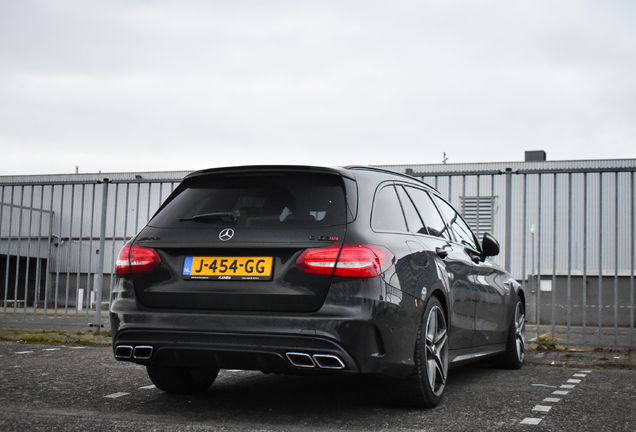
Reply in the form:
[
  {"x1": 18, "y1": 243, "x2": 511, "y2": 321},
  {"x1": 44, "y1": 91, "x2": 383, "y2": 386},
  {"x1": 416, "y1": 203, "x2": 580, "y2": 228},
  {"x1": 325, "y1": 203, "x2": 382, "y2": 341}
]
[{"x1": 1, "y1": 1, "x2": 635, "y2": 175}]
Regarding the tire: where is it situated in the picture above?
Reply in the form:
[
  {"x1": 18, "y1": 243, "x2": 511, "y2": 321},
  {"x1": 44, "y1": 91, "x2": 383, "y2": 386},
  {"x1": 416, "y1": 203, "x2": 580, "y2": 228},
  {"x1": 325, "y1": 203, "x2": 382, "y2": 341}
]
[
  {"x1": 400, "y1": 297, "x2": 448, "y2": 408},
  {"x1": 147, "y1": 365, "x2": 219, "y2": 394},
  {"x1": 494, "y1": 299, "x2": 525, "y2": 369}
]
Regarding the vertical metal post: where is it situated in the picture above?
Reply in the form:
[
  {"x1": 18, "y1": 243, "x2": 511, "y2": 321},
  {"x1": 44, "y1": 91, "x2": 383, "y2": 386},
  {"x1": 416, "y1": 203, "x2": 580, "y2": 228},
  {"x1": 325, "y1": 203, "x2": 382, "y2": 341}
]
[
  {"x1": 448, "y1": 176, "x2": 453, "y2": 221},
  {"x1": 43, "y1": 187, "x2": 55, "y2": 318},
  {"x1": 631, "y1": 171, "x2": 634, "y2": 346},
  {"x1": 504, "y1": 168, "x2": 512, "y2": 273},
  {"x1": 34, "y1": 186, "x2": 46, "y2": 317},
  {"x1": 1, "y1": 186, "x2": 10, "y2": 315},
  {"x1": 522, "y1": 174, "x2": 528, "y2": 294},
  {"x1": 54, "y1": 184, "x2": 66, "y2": 318},
  {"x1": 614, "y1": 172, "x2": 619, "y2": 345},
  {"x1": 490, "y1": 174, "x2": 495, "y2": 239},
  {"x1": 598, "y1": 173, "x2": 603, "y2": 346},
  {"x1": 74, "y1": 184, "x2": 86, "y2": 322},
  {"x1": 123, "y1": 183, "x2": 131, "y2": 244},
  {"x1": 109, "y1": 183, "x2": 120, "y2": 294},
  {"x1": 84, "y1": 184, "x2": 97, "y2": 326},
  {"x1": 94, "y1": 179, "x2": 109, "y2": 328},
  {"x1": 13, "y1": 186, "x2": 24, "y2": 315},
  {"x1": 551, "y1": 174, "x2": 557, "y2": 341},
  {"x1": 582, "y1": 174, "x2": 588, "y2": 344},
  {"x1": 4, "y1": 187, "x2": 15, "y2": 315},
  {"x1": 567, "y1": 173, "x2": 573, "y2": 342},
  {"x1": 134, "y1": 183, "x2": 141, "y2": 234},
  {"x1": 537, "y1": 174, "x2": 543, "y2": 340},
  {"x1": 23, "y1": 186, "x2": 35, "y2": 320},
  {"x1": 476, "y1": 175, "x2": 481, "y2": 238},
  {"x1": 64, "y1": 184, "x2": 75, "y2": 317},
  {"x1": 146, "y1": 182, "x2": 152, "y2": 225}
]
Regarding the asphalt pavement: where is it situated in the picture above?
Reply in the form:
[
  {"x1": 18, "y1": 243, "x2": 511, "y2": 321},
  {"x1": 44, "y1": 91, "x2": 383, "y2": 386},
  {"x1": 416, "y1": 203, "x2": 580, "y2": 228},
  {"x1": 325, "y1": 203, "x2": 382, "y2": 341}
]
[{"x1": 0, "y1": 340, "x2": 634, "y2": 431}]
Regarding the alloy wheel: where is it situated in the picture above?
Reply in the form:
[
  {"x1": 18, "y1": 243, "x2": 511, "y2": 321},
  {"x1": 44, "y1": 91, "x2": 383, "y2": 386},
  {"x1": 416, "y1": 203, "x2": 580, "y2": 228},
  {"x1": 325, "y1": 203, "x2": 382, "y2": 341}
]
[
  {"x1": 514, "y1": 301, "x2": 526, "y2": 363},
  {"x1": 424, "y1": 305, "x2": 448, "y2": 396}
]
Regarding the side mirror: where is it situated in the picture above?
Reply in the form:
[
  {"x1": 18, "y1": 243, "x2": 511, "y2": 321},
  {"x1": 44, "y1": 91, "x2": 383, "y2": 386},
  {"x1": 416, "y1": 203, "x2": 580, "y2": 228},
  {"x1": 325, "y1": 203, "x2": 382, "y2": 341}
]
[{"x1": 481, "y1": 233, "x2": 500, "y2": 257}]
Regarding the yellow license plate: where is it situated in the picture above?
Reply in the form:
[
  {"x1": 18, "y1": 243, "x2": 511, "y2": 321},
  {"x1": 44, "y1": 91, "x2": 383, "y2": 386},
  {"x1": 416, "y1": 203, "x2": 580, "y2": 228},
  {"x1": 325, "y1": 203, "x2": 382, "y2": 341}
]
[{"x1": 182, "y1": 256, "x2": 273, "y2": 280}]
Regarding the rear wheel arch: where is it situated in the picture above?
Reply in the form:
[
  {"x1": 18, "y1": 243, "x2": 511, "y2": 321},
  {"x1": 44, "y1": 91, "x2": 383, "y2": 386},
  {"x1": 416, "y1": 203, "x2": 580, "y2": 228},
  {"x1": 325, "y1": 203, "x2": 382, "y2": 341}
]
[{"x1": 427, "y1": 289, "x2": 449, "y2": 323}]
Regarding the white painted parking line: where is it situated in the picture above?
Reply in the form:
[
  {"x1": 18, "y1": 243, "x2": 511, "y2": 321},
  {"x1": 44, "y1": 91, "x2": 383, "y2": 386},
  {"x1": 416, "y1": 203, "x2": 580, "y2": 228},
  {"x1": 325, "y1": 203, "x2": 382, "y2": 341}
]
[
  {"x1": 42, "y1": 348, "x2": 60, "y2": 351},
  {"x1": 521, "y1": 369, "x2": 592, "y2": 427},
  {"x1": 532, "y1": 405, "x2": 552, "y2": 413},
  {"x1": 15, "y1": 351, "x2": 33, "y2": 354},
  {"x1": 520, "y1": 418, "x2": 543, "y2": 425},
  {"x1": 104, "y1": 392, "x2": 130, "y2": 399},
  {"x1": 69, "y1": 346, "x2": 86, "y2": 349},
  {"x1": 139, "y1": 385, "x2": 156, "y2": 390}
]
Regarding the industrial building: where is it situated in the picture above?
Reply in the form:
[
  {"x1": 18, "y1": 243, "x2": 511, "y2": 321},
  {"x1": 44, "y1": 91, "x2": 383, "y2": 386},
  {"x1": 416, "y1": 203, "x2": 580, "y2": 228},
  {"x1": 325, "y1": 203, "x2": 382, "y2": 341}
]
[{"x1": 1, "y1": 152, "x2": 635, "y2": 344}]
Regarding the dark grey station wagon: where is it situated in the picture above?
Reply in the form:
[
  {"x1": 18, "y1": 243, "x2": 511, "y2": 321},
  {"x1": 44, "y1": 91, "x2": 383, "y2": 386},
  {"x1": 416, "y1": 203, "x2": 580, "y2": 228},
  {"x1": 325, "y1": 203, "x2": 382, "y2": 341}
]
[{"x1": 110, "y1": 165, "x2": 525, "y2": 408}]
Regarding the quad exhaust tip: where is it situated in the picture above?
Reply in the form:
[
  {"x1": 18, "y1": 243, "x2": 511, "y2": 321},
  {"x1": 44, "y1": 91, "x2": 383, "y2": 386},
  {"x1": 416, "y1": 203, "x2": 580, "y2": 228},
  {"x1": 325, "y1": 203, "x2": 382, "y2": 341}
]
[
  {"x1": 115, "y1": 345, "x2": 133, "y2": 359},
  {"x1": 115, "y1": 345, "x2": 154, "y2": 360},
  {"x1": 286, "y1": 352, "x2": 315, "y2": 368},
  {"x1": 313, "y1": 354, "x2": 345, "y2": 369},
  {"x1": 286, "y1": 352, "x2": 345, "y2": 370},
  {"x1": 133, "y1": 345, "x2": 153, "y2": 360}
]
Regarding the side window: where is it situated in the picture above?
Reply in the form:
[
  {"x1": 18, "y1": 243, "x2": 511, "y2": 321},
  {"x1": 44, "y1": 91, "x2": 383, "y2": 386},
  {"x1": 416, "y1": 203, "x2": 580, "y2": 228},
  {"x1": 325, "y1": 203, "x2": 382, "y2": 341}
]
[
  {"x1": 404, "y1": 187, "x2": 451, "y2": 241},
  {"x1": 371, "y1": 184, "x2": 408, "y2": 233},
  {"x1": 396, "y1": 185, "x2": 426, "y2": 234},
  {"x1": 431, "y1": 195, "x2": 480, "y2": 251}
]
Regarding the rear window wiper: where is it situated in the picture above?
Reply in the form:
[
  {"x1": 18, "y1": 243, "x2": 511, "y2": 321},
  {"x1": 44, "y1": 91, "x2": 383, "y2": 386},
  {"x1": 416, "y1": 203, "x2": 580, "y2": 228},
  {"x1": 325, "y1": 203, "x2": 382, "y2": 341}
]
[{"x1": 179, "y1": 211, "x2": 240, "y2": 222}]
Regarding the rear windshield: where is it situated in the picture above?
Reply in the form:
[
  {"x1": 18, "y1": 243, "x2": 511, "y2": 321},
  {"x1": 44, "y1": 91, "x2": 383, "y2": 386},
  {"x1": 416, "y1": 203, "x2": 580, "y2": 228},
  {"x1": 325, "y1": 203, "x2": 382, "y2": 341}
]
[{"x1": 149, "y1": 173, "x2": 347, "y2": 228}]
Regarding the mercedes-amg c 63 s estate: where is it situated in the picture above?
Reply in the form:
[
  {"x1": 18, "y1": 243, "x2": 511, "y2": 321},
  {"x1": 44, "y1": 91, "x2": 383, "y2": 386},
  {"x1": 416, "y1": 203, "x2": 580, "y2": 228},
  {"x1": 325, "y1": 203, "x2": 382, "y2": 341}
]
[{"x1": 110, "y1": 165, "x2": 525, "y2": 408}]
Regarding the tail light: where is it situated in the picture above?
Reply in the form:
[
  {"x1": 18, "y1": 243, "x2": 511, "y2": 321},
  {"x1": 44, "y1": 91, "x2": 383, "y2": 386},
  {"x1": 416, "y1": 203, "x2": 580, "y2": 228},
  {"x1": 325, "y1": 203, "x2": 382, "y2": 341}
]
[
  {"x1": 115, "y1": 244, "x2": 161, "y2": 275},
  {"x1": 296, "y1": 243, "x2": 394, "y2": 278}
]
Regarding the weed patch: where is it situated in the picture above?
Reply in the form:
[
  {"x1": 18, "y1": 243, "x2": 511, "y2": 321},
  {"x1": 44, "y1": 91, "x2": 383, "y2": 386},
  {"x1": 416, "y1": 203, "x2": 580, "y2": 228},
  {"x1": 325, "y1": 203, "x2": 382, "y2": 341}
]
[{"x1": 0, "y1": 328, "x2": 111, "y2": 346}]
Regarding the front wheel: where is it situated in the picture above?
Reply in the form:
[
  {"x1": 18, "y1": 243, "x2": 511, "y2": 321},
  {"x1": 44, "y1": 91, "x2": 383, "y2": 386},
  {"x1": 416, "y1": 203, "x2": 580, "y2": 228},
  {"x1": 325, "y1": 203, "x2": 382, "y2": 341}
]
[
  {"x1": 400, "y1": 297, "x2": 448, "y2": 408},
  {"x1": 147, "y1": 365, "x2": 219, "y2": 394}
]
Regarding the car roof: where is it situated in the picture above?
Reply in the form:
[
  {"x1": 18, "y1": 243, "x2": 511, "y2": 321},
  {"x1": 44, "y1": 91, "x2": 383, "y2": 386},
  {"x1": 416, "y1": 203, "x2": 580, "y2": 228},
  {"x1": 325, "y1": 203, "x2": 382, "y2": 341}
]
[{"x1": 183, "y1": 164, "x2": 439, "y2": 195}]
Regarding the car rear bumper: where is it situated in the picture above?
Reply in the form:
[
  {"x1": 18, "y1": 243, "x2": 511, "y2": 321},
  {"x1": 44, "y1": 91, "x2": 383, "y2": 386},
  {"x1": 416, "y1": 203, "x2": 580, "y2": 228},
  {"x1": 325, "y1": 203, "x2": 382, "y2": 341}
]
[{"x1": 110, "y1": 295, "x2": 417, "y2": 379}]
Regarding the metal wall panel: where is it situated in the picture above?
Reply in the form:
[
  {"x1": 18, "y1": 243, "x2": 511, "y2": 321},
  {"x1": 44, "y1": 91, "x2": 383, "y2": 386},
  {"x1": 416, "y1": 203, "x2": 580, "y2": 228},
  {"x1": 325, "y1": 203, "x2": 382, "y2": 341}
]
[{"x1": 1, "y1": 163, "x2": 634, "y2": 346}]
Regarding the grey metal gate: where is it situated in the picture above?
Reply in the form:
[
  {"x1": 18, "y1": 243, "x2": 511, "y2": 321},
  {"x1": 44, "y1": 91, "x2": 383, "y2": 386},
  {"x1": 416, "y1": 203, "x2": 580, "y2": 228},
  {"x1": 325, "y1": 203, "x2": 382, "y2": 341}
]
[
  {"x1": 0, "y1": 176, "x2": 180, "y2": 329},
  {"x1": 1, "y1": 164, "x2": 634, "y2": 348},
  {"x1": 409, "y1": 165, "x2": 635, "y2": 348}
]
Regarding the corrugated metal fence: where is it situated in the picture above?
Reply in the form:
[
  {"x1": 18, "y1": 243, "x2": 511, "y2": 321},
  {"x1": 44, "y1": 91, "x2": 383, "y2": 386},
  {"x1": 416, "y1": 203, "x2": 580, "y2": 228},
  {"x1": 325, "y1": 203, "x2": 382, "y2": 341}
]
[
  {"x1": 0, "y1": 175, "x2": 181, "y2": 328},
  {"x1": 0, "y1": 166, "x2": 634, "y2": 347}
]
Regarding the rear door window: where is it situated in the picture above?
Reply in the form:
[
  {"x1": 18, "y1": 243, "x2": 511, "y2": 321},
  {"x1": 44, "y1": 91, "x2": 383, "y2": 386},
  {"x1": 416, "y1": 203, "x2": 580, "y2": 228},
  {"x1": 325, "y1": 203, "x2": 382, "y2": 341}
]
[
  {"x1": 149, "y1": 173, "x2": 347, "y2": 229},
  {"x1": 396, "y1": 185, "x2": 427, "y2": 234},
  {"x1": 430, "y1": 195, "x2": 480, "y2": 251},
  {"x1": 404, "y1": 186, "x2": 452, "y2": 241}
]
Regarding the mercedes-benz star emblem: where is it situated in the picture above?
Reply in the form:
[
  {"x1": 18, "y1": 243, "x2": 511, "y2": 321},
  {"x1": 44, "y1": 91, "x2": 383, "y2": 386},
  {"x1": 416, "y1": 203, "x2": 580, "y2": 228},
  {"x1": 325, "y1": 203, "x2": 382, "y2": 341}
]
[{"x1": 219, "y1": 228, "x2": 235, "y2": 241}]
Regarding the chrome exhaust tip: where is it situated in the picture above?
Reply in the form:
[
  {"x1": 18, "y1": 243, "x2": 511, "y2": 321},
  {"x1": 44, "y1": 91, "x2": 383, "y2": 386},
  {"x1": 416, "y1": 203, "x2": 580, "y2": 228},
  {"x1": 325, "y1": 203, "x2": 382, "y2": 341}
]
[
  {"x1": 115, "y1": 345, "x2": 133, "y2": 359},
  {"x1": 313, "y1": 354, "x2": 345, "y2": 370},
  {"x1": 133, "y1": 345, "x2": 154, "y2": 360},
  {"x1": 286, "y1": 352, "x2": 316, "y2": 368}
]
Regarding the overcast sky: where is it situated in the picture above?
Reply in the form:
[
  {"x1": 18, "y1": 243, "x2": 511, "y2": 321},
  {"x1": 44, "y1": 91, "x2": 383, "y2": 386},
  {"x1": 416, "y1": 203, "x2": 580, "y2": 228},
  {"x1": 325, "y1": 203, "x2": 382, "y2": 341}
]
[{"x1": 1, "y1": 1, "x2": 635, "y2": 176}]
